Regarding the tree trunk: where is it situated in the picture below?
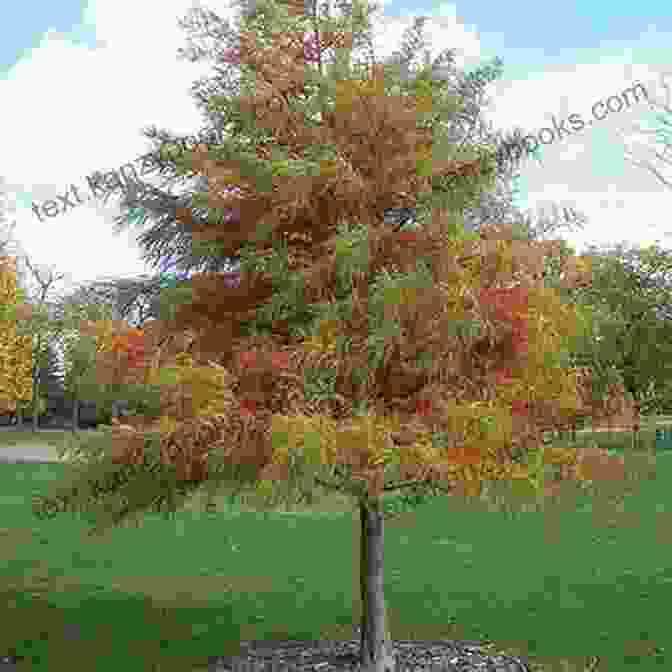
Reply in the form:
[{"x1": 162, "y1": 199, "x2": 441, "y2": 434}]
[
  {"x1": 72, "y1": 397, "x2": 79, "y2": 433},
  {"x1": 112, "y1": 399, "x2": 130, "y2": 422},
  {"x1": 32, "y1": 357, "x2": 41, "y2": 433},
  {"x1": 32, "y1": 394, "x2": 39, "y2": 433},
  {"x1": 632, "y1": 399, "x2": 641, "y2": 452},
  {"x1": 358, "y1": 497, "x2": 395, "y2": 672},
  {"x1": 16, "y1": 405, "x2": 23, "y2": 428}
]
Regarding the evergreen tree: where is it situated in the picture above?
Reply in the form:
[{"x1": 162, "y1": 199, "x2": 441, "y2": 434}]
[{"x1": 37, "y1": 341, "x2": 65, "y2": 418}]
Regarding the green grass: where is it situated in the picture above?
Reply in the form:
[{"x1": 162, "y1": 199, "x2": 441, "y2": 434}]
[{"x1": 1, "y1": 420, "x2": 671, "y2": 671}]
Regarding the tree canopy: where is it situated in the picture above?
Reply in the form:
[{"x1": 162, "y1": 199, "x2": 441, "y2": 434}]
[{"x1": 30, "y1": 3, "x2": 641, "y2": 672}]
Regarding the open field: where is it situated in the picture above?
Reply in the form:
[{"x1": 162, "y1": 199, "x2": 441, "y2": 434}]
[{"x1": 0, "y1": 419, "x2": 671, "y2": 671}]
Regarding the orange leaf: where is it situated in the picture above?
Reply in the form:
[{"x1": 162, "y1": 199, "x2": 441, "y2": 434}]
[{"x1": 446, "y1": 446, "x2": 483, "y2": 465}]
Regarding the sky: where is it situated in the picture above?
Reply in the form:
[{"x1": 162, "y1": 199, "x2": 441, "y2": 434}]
[{"x1": 1, "y1": 0, "x2": 672, "y2": 310}]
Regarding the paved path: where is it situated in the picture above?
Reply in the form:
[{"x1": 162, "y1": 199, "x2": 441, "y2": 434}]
[
  {"x1": 0, "y1": 443, "x2": 72, "y2": 463},
  {"x1": 0, "y1": 428, "x2": 103, "y2": 463}
]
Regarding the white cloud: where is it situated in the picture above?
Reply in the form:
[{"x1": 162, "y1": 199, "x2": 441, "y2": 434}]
[
  {"x1": 483, "y1": 61, "x2": 672, "y2": 255},
  {"x1": 368, "y1": 1, "x2": 482, "y2": 70}
]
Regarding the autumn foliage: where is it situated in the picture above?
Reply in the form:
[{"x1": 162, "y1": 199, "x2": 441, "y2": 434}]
[
  {"x1": 32, "y1": 0, "x2": 638, "y2": 533},
  {"x1": 0, "y1": 255, "x2": 33, "y2": 413}
]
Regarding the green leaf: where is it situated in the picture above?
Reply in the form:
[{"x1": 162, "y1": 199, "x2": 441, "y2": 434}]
[
  {"x1": 302, "y1": 429, "x2": 323, "y2": 466},
  {"x1": 478, "y1": 414, "x2": 497, "y2": 436},
  {"x1": 502, "y1": 478, "x2": 540, "y2": 508},
  {"x1": 155, "y1": 366, "x2": 182, "y2": 386},
  {"x1": 335, "y1": 238, "x2": 355, "y2": 258},
  {"x1": 271, "y1": 424, "x2": 291, "y2": 452}
]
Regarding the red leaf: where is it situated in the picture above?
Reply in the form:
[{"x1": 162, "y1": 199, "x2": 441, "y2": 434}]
[
  {"x1": 239, "y1": 350, "x2": 258, "y2": 369},
  {"x1": 396, "y1": 231, "x2": 419, "y2": 243},
  {"x1": 480, "y1": 287, "x2": 529, "y2": 323},
  {"x1": 240, "y1": 399, "x2": 258, "y2": 417},
  {"x1": 511, "y1": 399, "x2": 530, "y2": 416},
  {"x1": 415, "y1": 399, "x2": 432, "y2": 416},
  {"x1": 271, "y1": 351, "x2": 291, "y2": 369},
  {"x1": 494, "y1": 369, "x2": 515, "y2": 385}
]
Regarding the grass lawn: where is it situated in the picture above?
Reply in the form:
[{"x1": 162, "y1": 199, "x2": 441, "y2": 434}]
[{"x1": 0, "y1": 420, "x2": 671, "y2": 671}]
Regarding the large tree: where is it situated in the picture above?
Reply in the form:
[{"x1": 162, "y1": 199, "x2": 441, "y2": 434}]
[{"x1": 32, "y1": 4, "x2": 637, "y2": 672}]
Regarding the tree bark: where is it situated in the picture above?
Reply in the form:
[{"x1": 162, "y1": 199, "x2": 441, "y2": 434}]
[
  {"x1": 359, "y1": 497, "x2": 395, "y2": 672},
  {"x1": 32, "y1": 391, "x2": 39, "y2": 433},
  {"x1": 72, "y1": 397, "x2": 79, "y2": 433}
]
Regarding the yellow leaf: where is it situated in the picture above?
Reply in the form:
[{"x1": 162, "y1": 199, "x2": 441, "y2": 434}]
[{"x1": 158, "y1": 415, "x2": 179, "y2": 435}]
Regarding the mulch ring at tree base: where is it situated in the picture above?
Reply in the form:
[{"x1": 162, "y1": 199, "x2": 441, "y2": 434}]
[{"x1": 195, "y1": 637, "x2": 535, "y2": 671}]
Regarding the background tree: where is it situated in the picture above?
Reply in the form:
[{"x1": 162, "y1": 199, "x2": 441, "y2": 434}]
[
  {"x1": 55, "y1": 273, "x2": 169, "y2": 330},
  {"x1": 0, "y1": 255, "x2": 34, "y2": 421},
  {"x1": 32, "y1": 5, "x2": 636, "y2": 672},
  {"x1": 52, "y1": 275, "x2": 199, "y2": 428},
  {"x1": 11, "y1": 255, "x2": 70, "y2": 431},
  {"x1": 36, "y1": 340, "x2": 67, "y2": 421},
  {"x1": 53, "y1": 297, "x2": 135, "y2": 432},
  {"x1": 0, "y1": 178, "x2": 35, "y2": 316},
  {"x1": 1, "y1": 254, "x2": 124, "y2": 430},
  {"x1": 554, "y1": 240, "x2": 672, "y2": 422},
  {"x1": 0, "y1": 178, "x2": 26, "y2": 260},
  {"x1": 616, "y1": 69, "x2": 672, "y2": 191}
]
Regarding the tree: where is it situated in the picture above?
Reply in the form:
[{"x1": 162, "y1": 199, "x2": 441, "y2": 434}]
[
  {"x1": 53, "y1": 276, "x2": 193, "y2": 429},
  {"x1": 10, "y1": 255, "x2": 71, "y2": 431},
  {"x1": 0, "y1": 179, "x2": 25, "y2": 259},
  {"x1": 0, "y1": 181, "x2": 35, "y2": 318},
  {"x1": 0, "y1": 255, "x2": 34, "y2": 420},
  {"x1": 34, "y1": 340, "x2": 65, "y2": 420},
  {"x1": 55, "y1": 298, "x2": 133, "y2": 432},
  {"x1": 615, "y1": 70, "x2": 672, "y2": 191},
  {"x1": 54, "y1": 274, "x2": 158, "y2": 329},
  {"x1": 555, "y1": 240, "x2": 672, "y2": 422},
  {"x1": 4, "y1": 257, "x2": 123, "y2": 431},
  {"x1": 38, "y1": 341, "x2": 64, "y2": 397},
  {"x1": 32, "y1": 4, "x2": 638, "y2": 672}
]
